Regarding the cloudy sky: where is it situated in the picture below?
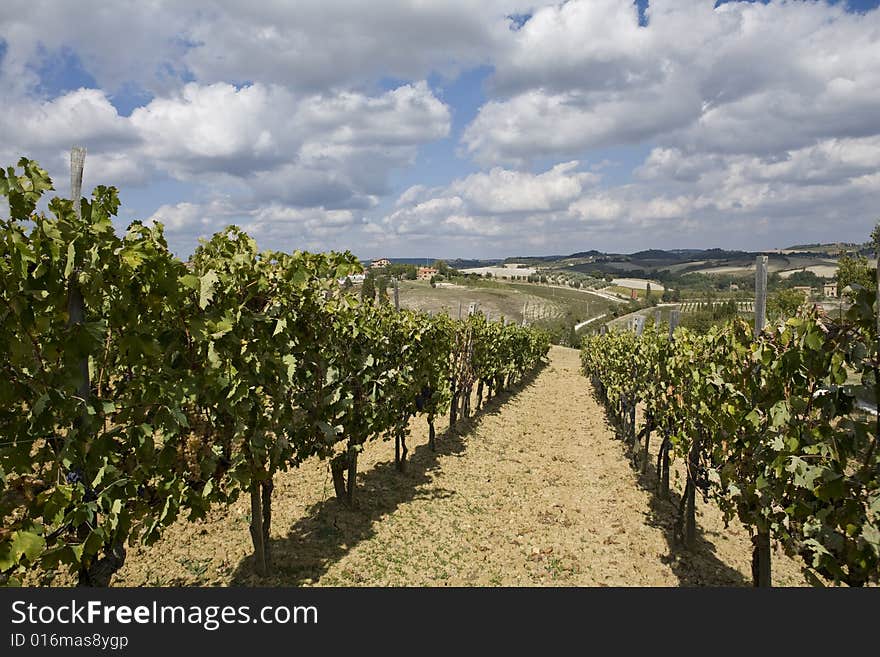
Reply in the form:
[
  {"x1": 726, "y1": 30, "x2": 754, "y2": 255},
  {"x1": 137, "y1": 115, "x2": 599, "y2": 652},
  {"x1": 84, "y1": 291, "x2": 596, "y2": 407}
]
[{"x1": 2, "y1": 0, "x2": 879, "y2": 259}]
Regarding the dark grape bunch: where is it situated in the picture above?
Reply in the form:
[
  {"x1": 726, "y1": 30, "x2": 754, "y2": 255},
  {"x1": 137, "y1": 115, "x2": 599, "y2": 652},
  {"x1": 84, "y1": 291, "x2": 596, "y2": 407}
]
[
  {"x1": 65, "y1": 468, "x2": 97, "y2": 502},
  {"x1": 65, "y1": 468, "x2": 84, "y2": 485},
  {"x1": 414, "y1": 385, "x2": 433, "y2": 412}
]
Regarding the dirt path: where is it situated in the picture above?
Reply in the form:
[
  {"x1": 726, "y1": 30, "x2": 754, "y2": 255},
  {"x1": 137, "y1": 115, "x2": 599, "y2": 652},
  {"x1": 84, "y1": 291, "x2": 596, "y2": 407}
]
[{"x1": 114, "y1": 346, "x2": 807, "y2": 587}]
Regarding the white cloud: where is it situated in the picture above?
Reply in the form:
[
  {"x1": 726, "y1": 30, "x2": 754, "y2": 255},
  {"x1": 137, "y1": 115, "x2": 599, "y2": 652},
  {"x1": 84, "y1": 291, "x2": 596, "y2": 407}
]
[
  {"x1": 450, "y1": 161, "x2": 599, "y2": 213},
  {"x1": 127, "y1": 81, "x2": 449, "y2": 186},
  {"x1": 147, "y1": 198, "x2": 361, "y2": 257},
  {"x1": 384, "y1": 136, "x2": 880, "y2": 255},
  {"x1": 0, "y1": 1, "x2": 533, "y2": 94},
  {"x1": 0, "y1": 1, "x2": 188, "y2": 95},
  {"x1": 130, "y1": 83, "x2": 288, "y2": 174},
  {"x1": 146, "y1": 199, "x2": 238, "y2": 232},
  {"x1": 0, "y1": 88, "x2": 147, "y2": 190},
  {"x1": 3, "y1": 0, "x2": 879, "y2": 257},
  {"x1": 1, "y1": 80, "x2": 449, "y2": 242},
  {"x1": 464, "y1": 0, "x2": 880, "y2": 165},
  {"x1": 383, "y1": 162, "x2": 598, "y2": 242},
  {"x1": 3, "y1": 88, "x2": 132, "y2": 148},
  {"x1": 181, "y1": 0, "x2": 529, "y2": 91}
]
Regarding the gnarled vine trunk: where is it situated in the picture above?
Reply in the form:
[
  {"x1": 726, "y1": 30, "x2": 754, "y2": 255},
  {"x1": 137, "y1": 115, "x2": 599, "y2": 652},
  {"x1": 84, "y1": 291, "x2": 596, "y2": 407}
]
[
  {"x1": 248, "y1": 478, "x2": 273, "y2": 577},
  {"x1": 752, "y1": 530, "x2": 771, "y2": 587},
  {"x1": 77, "y1": 542, "x2": 126, "y2": 587},
  {"x1": 330, "y1": 447, "x2": 359, "y2": 505}
]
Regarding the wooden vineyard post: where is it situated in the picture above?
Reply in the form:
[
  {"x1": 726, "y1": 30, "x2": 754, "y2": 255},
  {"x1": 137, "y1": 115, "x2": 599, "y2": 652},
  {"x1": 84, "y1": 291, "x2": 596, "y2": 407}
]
[
  {"x1": 629, "y1": 316, "x2": 644, "y2": 444},
  {"x1": 393, "y1": 276, "x2": 399, "y2": 310},
  {"x1": 67, "y1": 145, "x2": 123, "y2": 585},
  {"x1": 751, "y1": 254, "x2": 771, "y2": 585},
  {"x1": 639, "y1": 309, "x2": 655, "y2": 473},
  {"x1": 755, "y1": 255, "x2": 768, "y2": 334},
  {"x1": 668, "y1": 308, "x2": 680, "y2": 341},
  {"x1": 658, "y1": 309, "x2": 679, "y2": 498},
  {"x1": 634, "y1": 316, "x2": 645, "y2": 336},
  {"x1": 871, "y1": 252, "x2": 880, "y2": 474},
  {"x1": 71, "y1": 146, "x2": 85, "y2": 220},
  {"x1": 67, "y1": 146, "x2": 93, "y2": 586},
  {"x1": 68, "y1": 146, "x2": 90, "y2": 426}
]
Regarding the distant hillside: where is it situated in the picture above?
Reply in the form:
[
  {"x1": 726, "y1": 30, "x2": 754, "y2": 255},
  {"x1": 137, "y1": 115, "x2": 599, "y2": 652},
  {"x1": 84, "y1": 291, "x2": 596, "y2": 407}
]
[
  {"x1": 448, "y1": 258, "x2": 503, "y2": 269},
  {"x1": 502, "y1": 254, "x2": 569, "y2": 264},
  {"x1": 360, "y1": 257, "x2": 446, "y2": 266},
  {"x1": 629, "y1": 249, "x2": 682, "y2": 261},
  {"x1": 666, "y1": 248, "x2": 753, "y2": 259},
  {"x1": 560, "y1": 250, "x2": 605, "y2": 259},
  {"x1": 784, "y1": 242, "x2": 865, "y2": 254},
  {"x1": 382, "y1": 246, "x2": 843, "y2": 278}
]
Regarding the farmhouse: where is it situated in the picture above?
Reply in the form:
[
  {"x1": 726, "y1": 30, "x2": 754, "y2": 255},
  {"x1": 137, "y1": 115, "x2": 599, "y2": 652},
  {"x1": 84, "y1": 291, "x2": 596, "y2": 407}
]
[
  {"x1": 371, "y1": 257, "x2": 391, "y2": 269},
  {"x1": 823, "y1": 282, "x2": 838, "y2": 298},
  {"x1": 418, "y1": 266, "x2": 438, "y2": 280}
]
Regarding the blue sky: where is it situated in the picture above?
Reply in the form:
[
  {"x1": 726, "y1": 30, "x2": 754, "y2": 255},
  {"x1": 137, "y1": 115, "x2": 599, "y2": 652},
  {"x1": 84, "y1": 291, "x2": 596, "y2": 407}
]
[{"x1": 2, "y1": 0, "x2": 879, "y2": 259}]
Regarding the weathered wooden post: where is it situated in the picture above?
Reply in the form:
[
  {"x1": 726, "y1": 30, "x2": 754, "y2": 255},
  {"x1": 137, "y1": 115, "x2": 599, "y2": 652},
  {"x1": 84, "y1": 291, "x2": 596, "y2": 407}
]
[
  {"x1": 635, "y1": 316, "x2": 645, "y2": 336},
  {"x1": 68, "y1": 146, "x2": 89, "y2": 413},
  {"x1": 752, "y1": 254, "x2": 771, "y2": 586},
  {"x1": 633, "y1": 315, "x2": 647, "y2": 444},
  {"x1": 876, "y1": 256, "x2": 880, "y2": 336},
  {"x1": 658, "y1": 308, "x2": 679, "y2": 498},
  {"x1": 668, "y1": 309, "x2": 679, "y2": 340},
  {"x1": 755, "y1": 255, "x2": 768, "y2": 334},
  {"x1": 68, "y1": 146, "x2": 125, "y2": 585},
  {"x1": 392, "y1": 276, "x2": 399, "y2": 310}
]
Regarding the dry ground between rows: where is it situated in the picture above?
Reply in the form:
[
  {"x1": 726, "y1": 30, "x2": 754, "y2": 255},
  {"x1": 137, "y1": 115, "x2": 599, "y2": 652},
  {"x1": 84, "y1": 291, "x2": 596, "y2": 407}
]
[{"x1": 113, "y1": 346, "x2": 808, "y2": 587}]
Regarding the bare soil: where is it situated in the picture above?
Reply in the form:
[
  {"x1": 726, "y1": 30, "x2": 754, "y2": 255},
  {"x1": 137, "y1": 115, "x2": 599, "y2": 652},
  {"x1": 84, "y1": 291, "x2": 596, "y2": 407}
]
[{"x1": 107, "y1": 345, "x2": 807, "y2": 587}]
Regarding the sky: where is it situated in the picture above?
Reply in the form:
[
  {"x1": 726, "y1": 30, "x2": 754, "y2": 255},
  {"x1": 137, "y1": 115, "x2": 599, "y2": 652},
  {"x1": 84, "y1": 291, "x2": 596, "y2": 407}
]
[{"x1": 1, "y1": 0, "x2": 879, "y2": 259}]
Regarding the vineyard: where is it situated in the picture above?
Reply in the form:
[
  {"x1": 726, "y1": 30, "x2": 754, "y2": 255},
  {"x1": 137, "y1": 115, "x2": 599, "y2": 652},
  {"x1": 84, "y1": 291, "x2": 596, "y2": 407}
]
[
  {"x1": 581, "y1": 289, "x2": 880, "y2": 586},
  {"x1": 678, "y1": 301, "x2": 755, "y2": 313},
  {"x1": 2, "y1": 156, "x2": 877, "y2": 588},
  {"x1": 0, "y1": 158, "x2": 550, "y2": 586}
]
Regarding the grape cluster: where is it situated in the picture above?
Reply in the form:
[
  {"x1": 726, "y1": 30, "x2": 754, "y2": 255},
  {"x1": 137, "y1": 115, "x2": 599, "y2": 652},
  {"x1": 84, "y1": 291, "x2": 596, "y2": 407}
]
[
  {"x1": 65, "y1": 468, "x2": 84, "y2": 485},
  {"x1": 65, "y1": 468, "x2": 98, "y2": 502},
  {"x1": 414, "y1": 385, "x2": 433, "y2": 412}
]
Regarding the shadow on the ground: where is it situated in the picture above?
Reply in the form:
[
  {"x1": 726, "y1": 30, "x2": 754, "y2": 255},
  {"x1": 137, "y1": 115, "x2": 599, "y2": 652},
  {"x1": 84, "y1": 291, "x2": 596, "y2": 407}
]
[
  {"x1": 593, "y1": 394, "x2": 750, "y2": 587},
  {"x1": 231, "y1": 367, "x2": 544, "y2": 585}
]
